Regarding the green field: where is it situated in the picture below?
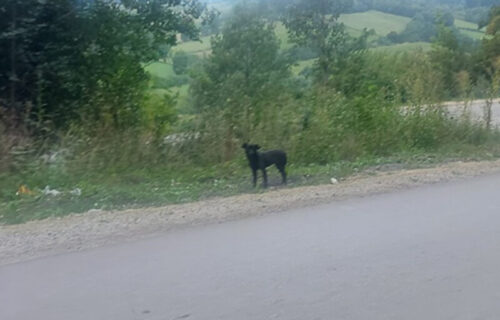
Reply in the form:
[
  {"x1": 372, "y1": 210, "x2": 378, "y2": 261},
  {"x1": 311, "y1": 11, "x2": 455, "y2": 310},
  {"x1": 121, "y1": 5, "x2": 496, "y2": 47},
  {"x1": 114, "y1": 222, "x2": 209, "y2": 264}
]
[
  {"x1": 455, "y1": 18, "x2": 485, "y2": 40},
  {"x1": 174, "y1": 35, "x2": 212, "y2": 55},
  {"x1": 455, "y1": 18, "x2": 480, "y2": 30},
  {"x1": 145, "y1": 62, "x2": 176, "y2": 79},
  {"x1": 292, "y1": 58, "x2": 316, "y2": 75},
  {"x1": 173, "y1": 10, "x2": 414, "y2": 58},
  {"x1": 459, "y1": 28, "x2": 485, "y2": 39},
  {"x1": 291, "y1": 42, "x2": 432, "y2": 76},
  {"x1": 274, "y1": 22, "x2": 292, "y2": 49},
  {"x1": 165, "y1": 12, "x2": 484, "y2": 63},
  {"x1": 373, "y1": 41, "x2": 432, "y2": 53},
  {"x1": 339, "y1": 10, "x2": 411, "y2": 37}
]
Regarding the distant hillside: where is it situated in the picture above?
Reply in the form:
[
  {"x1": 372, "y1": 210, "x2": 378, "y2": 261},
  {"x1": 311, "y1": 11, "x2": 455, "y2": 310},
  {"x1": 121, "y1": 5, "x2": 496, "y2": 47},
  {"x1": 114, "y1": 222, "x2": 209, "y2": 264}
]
[
  {"x1": 339, "y1": 10, "x2": 411, "y2": 36},
  {"x1": 148, "y1": 10, "x2": 485, "y2": 82}
]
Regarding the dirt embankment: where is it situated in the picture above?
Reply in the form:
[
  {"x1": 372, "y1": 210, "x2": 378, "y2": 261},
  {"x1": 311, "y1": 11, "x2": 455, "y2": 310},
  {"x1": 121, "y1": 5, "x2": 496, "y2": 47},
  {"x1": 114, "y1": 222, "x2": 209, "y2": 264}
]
[{"x1": 2, "y1": 159, "x2": 500, "y2": 266}]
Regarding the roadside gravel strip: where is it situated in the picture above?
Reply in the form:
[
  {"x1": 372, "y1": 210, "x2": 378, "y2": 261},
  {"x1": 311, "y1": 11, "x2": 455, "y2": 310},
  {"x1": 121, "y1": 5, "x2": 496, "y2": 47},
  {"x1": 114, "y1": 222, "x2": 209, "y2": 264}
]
[{"x1": 3, "y1": 159, "x2": 500, "y2": 266}]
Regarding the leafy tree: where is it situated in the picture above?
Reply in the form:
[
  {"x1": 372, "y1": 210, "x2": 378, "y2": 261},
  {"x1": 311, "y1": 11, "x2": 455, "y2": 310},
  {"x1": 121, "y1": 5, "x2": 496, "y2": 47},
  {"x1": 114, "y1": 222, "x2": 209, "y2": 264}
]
[
  {"x1": 191, "y1": 4, "x2": 291, "y2": 159},
  {"x1": 283, "y1": 0, "x2": 364, "y2": 82},
  {"x1": 429, "y1": 22, "x2": 465, "y2": 99},
  {"x1": 397, "y1": 13, "x2": 439, "y2": 43},
  {"x1": 192, "y1": 5, "x2": 290, "y2": 112},
  {"x1": 200, "y1": 8, "x2": 222, "y2": 36},
  {"x1": 158, "y1": 44, "x2": 171, "y2": 63},
  {"x1": 476, "y1": 6, "x2": 500, "y2": 85},
  {"x1": 172, "y1": 51, "x2": 190, "y2": 75},
  {"x1": 478, "y1": 6, "x2": 500, "y2": 127},
  {"x1": 0, "y1": 0, "x2": 206, "y2": 130}
]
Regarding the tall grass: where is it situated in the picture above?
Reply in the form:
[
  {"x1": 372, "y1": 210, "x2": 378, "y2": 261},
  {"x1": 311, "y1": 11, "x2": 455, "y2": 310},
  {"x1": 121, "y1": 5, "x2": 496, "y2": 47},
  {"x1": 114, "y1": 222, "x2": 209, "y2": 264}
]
[
  {"x1": 1, "y1": 97, "x2": 498, "y2": 225},
  {"x1": 2, "y1": 48, "x2": 500, "y2": 225}
]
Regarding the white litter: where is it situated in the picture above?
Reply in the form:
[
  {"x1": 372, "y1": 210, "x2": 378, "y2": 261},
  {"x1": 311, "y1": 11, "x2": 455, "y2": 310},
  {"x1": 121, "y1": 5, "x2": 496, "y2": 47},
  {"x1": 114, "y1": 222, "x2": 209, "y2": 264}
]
[
  {"x1": 42, "y1": 186, "x2": 62, "y2": 196},
  {"x1": 70, "y1": 188, "x2": 82, "y2": 196}
]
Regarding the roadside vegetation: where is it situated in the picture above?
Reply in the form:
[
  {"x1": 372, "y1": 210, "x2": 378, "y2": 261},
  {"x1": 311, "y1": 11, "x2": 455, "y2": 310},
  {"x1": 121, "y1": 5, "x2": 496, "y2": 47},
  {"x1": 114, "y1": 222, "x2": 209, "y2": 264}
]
[{"x1": 1, "y1": 0, "x2": 500, "y2": 225}]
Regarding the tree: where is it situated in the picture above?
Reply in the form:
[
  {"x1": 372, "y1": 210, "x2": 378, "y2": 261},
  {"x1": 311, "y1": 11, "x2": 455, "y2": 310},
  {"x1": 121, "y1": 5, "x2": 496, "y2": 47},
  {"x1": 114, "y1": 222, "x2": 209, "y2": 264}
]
[
  {"x1": 0, "y1": 0, "x2": 206, "y2": 130},
  {"x1": 172, "y1": 51, "x2": 190, "y2": 75},
  {"x1": 429, "y1": 22, "x2": 465, "y2": 99},
  {"x1": 282, "y1": 0, "x2": 368, "y2": 83},
  {"x1": 191, "y1": 4, "x2": 291, "y2": 159}
]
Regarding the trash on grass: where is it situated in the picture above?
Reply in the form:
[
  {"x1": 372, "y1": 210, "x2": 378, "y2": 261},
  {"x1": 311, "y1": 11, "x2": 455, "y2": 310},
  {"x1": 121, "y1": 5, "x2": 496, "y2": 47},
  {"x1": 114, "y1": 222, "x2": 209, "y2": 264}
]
[
  {"x1": 70, "y1": 188, "x2": 82, "y2": 196},
  {"x1": 16, "y1": 185, "x2": 35, "y2": 196},
  {"x1": 42, "y1": 186, "x2": 62, "y2": 196}
]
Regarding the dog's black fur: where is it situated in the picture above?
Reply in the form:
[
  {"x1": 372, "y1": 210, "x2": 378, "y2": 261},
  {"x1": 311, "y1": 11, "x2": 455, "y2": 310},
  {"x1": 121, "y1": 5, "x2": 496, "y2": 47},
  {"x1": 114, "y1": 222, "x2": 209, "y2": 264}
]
[{"x1": 242, "y1": 143, "x2": 287, "y2": 188}]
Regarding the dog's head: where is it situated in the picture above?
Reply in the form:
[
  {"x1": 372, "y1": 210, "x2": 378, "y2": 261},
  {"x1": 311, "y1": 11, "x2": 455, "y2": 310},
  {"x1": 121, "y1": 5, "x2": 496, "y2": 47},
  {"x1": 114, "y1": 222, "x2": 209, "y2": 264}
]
[{"x1": 242, "y1": 143, "x2": 260, "y2": 156}]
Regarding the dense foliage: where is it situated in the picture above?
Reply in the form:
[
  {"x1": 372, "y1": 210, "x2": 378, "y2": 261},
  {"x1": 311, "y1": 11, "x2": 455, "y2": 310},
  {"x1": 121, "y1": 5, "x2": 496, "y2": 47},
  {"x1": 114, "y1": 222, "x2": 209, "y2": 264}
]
[
  {"x1": 0, "y1": 0, "x2": 205, "y2": 130},
  {"x1": 1, "y1": 0, "x2": 500, "y2": 222}
]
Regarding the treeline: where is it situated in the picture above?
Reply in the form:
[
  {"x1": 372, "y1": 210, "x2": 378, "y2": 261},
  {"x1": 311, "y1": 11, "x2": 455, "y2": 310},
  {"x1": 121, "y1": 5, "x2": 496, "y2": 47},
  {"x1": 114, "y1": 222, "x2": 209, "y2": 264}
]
[
  {"x1": 1, "y1": 0, "x2": 499, "y2": 174},
  {"x1": 255, "y1": 0, "x2": 498, "y2": 22},
  {"x1": 0, "y1": 0, "x2": 206, "y2": 130}
]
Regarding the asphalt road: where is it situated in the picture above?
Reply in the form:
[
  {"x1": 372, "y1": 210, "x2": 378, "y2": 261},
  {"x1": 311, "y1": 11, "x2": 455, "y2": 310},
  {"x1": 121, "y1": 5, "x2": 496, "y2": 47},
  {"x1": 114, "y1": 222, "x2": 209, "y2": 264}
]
[
  {"x1": 446, "y1": 98, "x2": 500, "y2": 125},
  {"x1": 2, "y1": 174, "x2": 500, "y2": 320}
]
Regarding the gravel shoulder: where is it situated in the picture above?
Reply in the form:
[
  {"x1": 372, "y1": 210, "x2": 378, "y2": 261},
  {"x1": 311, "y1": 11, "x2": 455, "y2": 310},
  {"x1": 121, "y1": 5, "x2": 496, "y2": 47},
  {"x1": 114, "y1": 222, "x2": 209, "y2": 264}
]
[{"x1": 2, "y1": 159, "x2": 500, "y2": 266}]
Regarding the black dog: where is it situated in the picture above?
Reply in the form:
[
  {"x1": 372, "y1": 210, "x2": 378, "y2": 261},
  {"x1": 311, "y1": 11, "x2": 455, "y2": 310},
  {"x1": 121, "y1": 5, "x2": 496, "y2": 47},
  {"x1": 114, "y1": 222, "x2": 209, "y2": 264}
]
[{"x1": 242, "y1": 143, "x2": 287, "y2": 188}]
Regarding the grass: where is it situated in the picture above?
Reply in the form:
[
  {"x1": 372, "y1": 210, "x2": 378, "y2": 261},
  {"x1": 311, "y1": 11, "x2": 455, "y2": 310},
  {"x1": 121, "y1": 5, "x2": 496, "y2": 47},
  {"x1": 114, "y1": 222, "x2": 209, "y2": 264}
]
[
  {"x1": 0, "y1": 159, "x2": 349, "y2": 224},
  {"x1": 292, "y1": 58, "x2": 316, "y2": 75},
  {"x1": 274, "y1": 22, "x2": 292, "y2": 49},
  {"x1": 458, "y1": 28, "x2": 485, "y2": 40},
  {"x1": 145, "y1": 62, "x2": 176, "y2": 79},
  {"x1": 339, "y1": 10, "x2": 411, "y2": 37},
  {"x1": 373, "y1": 42, "x2": 432, "y2": 53},
  {"x1": 276, "y1": 11, "x2": 411, "y2": 43},
  {"x1": 174, "y1": 36, "x2": 212, "y2": 56},
  {"x1": 3, "y1": 145, "x2": 500, "y2": 225},
  {"x1": 455, "y1": 18, "x2": 485, "y2": 40},
  {"x1": 455, "y1": 18, "x2": 481, "y2": 30}
]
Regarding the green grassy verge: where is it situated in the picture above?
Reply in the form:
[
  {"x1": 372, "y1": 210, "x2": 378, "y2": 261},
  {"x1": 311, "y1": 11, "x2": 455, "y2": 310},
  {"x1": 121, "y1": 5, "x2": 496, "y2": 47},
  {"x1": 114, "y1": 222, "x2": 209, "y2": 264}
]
[{"x1": 3, "y1": 145, "x2": 500, "y2": 225}]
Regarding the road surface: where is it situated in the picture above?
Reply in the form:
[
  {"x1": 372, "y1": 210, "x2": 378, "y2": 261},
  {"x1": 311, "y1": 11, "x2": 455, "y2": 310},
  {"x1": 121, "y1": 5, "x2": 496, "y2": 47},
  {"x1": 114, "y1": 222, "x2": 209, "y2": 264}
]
[
  {"x1": 445, "y1": 98, "x2": 500, "y2": 126},
  {"x1": 2, "y1": 174, "x2": 500, "y2": 320}
]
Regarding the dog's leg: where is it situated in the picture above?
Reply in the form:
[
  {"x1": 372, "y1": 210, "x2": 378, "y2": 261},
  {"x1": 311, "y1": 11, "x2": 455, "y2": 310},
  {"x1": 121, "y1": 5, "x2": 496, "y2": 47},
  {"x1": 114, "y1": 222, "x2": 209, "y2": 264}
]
[
  {"x1": 252, "y1": 169, "x2": 257, "y2": 187},
  {"x1": 275, "y1": 163, "x2": 287, "y2": 185},
  {"x1": 279, "y1": 165, "x2": 287, "y2": 185},
  {"x1": 262, "y1": 168, "x2": 268, "y2": 188}
]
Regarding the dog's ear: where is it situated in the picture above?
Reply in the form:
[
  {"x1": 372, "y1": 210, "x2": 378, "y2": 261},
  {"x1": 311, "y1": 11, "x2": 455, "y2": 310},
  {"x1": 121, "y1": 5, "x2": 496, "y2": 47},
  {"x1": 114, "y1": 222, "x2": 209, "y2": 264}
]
[
  {"x1": 242, "y1": 143, "x2": 248, "y2": 149},
  {"x1": 255, "y1": 144, "x2": 261, "y2": 150}
]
